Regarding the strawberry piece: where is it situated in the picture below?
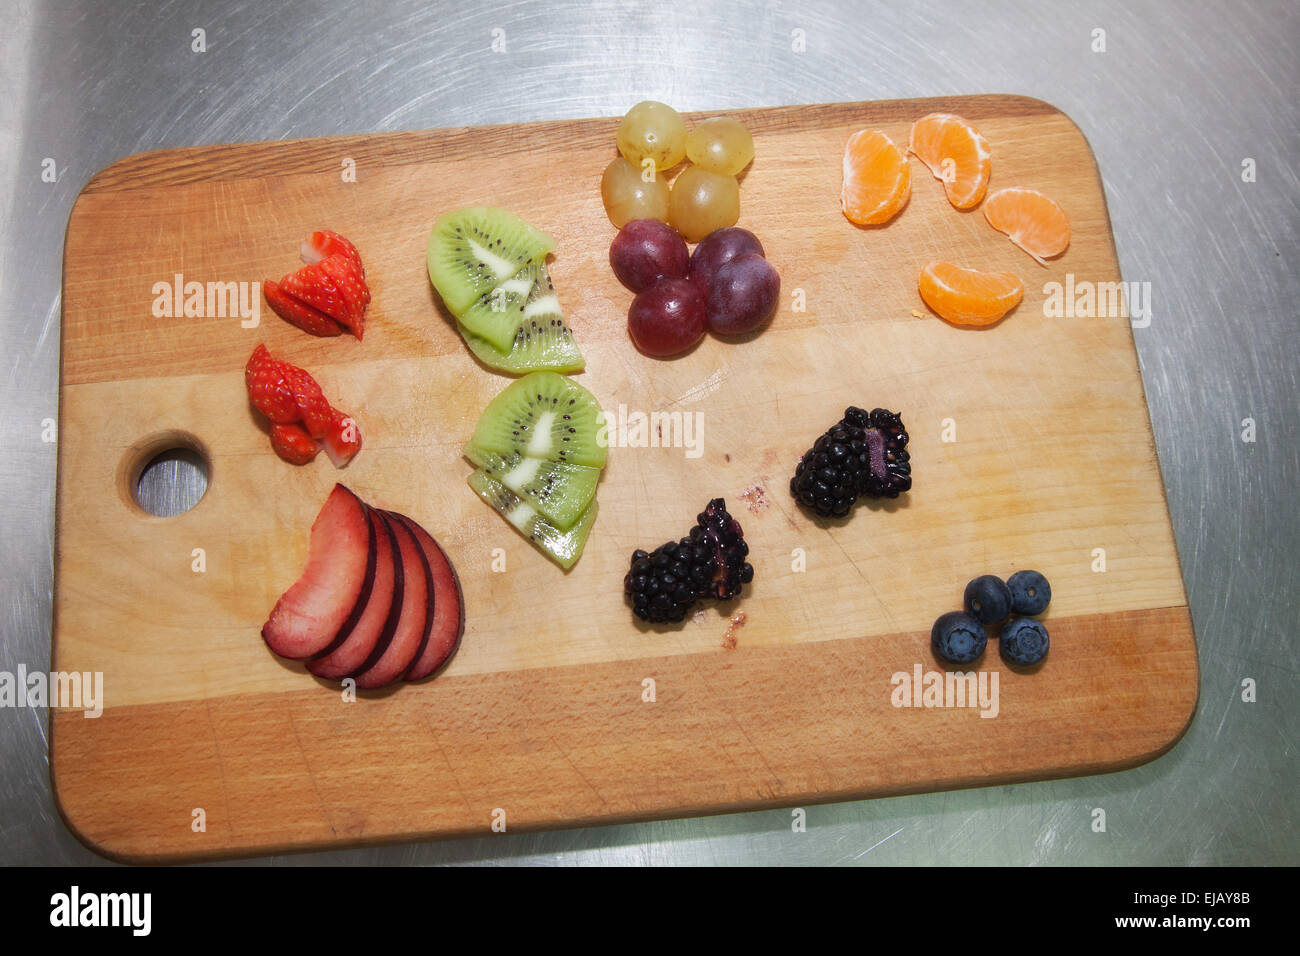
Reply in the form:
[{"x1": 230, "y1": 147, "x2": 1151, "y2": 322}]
[
  {"x1": 323, "y1": 408, "x2": 363, "y2": 467},
  {"x1": 264, "y1": 279, "x2": 344, "y2": 337},
  {"x1": 245, "y1": 344, "x2": 300, "y2": 423},
  {"x1": 303, "y1": 230, "x2": 363, "y2": 269},
  {"x1": 245, "y1": 345, "x2": 362, "y2": 468},
  {"x1": 284, "y1": 365, "x2": 336, "y2": 440},
  {"x1": 270, "y1": 423, "x2": 320, "y2": 464},
  {"x1": 267, "y1": 230, "x2": 370, "y2": 339},
  {"x1": 316, "y1": 254, "x2": 370, "y2": 340},
  {"x1": 278, "y1": 262, "x2": 354, "y2": 329}
]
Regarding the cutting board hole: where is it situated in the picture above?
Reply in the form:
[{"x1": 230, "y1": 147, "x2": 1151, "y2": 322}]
[{"x1": 122, "y1": 433, "x2": 211, "y2": 517}]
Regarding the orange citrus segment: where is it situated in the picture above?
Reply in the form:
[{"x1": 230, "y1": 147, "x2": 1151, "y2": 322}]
[
  {"x1": 841, "y1": 129, "x2": 911, "y2": 225},
  {"x1": 908, "y1": 113, "x2": 992, "y2": 209},
  {"x1": 983, "y1": 186, "x2": 1070, "y2": 265},
  {"x1": 918, "y1": 260, "x2": 1024, "y2": 327}
]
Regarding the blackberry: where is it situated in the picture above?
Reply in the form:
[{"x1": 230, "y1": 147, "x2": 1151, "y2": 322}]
[
  {"x1": 790, "y1": 406, "x2": 912, "y2": 517},
  {"x1": 624, "y1": 498, "x2": 754, "y2": 623}
]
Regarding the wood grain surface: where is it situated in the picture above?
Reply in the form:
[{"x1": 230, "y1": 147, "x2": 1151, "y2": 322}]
[{"x1": 52, "y1": 95, "x2": 1198, "y2": 861}]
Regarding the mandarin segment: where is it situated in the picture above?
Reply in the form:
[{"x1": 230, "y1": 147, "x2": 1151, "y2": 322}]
[
  {"x1": 918, "y1": 260, "x2": 1024, "y2": 327},
  {"x1": 841, "y1": 129, "x2": 911, "y2": 225},
  {"x1": 983, "y1": 186, "x2": 1071, "y2": 265},
  {"x1": 908, "y1": 112, "x2": 992, "y2": 209}
]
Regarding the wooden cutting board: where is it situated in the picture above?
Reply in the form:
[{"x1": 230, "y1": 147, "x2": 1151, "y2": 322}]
[{"x1": 51, "y1": 95, "x2": 1197, "y2": 861}]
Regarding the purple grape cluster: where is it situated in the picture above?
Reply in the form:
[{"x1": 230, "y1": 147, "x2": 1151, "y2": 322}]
[{"x1": 610, "y1": 222, "x2": 780, "y2": 357}]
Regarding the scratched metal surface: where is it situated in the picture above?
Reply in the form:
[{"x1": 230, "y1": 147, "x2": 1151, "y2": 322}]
[{"x1": 1, "y1": 0, "x2": 1296, "y2": 866}]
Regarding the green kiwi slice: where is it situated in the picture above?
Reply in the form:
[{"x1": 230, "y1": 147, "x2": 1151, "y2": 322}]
[
  {"x1": 470, "y1": 371, "x2": 608, "y2": 468},
  {"x1": 468, "y1": 469, "x2": 598, "y2": 570},
  {"x1": 459, "y1": 317, "x2": 585, "y2": 375},
  {"x1": 457, "y1": 259, "x2": 545, "y2": 352},
  {"x1": 463, "y1": 442, "x2": 600, "y2": 531},
  {"x1": 427, "y1": 206, "x2": 556, "y2": 317}
]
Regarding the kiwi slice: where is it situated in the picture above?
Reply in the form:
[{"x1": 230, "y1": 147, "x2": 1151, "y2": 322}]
[
  {"x1": 458, "y1": 259, "x2": 544, "y2": 352},
  {"x1": 463, "y1": 442, "x2": 600, "y2": 531},
  {"x1": 459, "y1": 317, "x2": 585, "y2": 375},
  {"x1": 427, "y1": 206, "x2": 556, "y2": 317},
  {"x1": 471, "y1": 371, "x2": 608, "y2": 468},
  {"x1": 458, "y1": 260, "x2": 585, "y2": 372},
  {"x1": 468, "y1": 469, "x2": 598, "y2": 570}
]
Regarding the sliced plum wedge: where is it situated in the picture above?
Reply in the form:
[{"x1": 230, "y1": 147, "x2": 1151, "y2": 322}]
[
  {"x1": 308, "y1": 508, "x2": 403, "y2": 681},
  {"x1": 354, "y1": 512, "x2": 434, "y2": 689},
  {"x1": 262, "y1": 483, "x2": 376, "y2": 660},
  {"x1": 392, "y1": 513, "x2": 464, "y2": 682}
]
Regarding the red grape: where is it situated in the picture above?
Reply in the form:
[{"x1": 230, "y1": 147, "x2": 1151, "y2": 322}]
[
  {"x1": 628, "y1": 277, "x2": 707, "y2": 357},
  {"x1": 688, "y1": 227, "x2": 765, "y2": 297},
  {"x1": 610, "y1": 219, "x2": 689, "y2": 293},
  {"x1": 706, "y1": 253, "x2": 780, "y2": 335}
]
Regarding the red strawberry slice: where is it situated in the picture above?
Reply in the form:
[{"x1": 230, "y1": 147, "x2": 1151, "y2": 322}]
[
  {"x1": 307, "y1": 507, "x2": 402, "y2": 680},
  {"x1": 269, "y1": 423, "x2": 319, "y2": 464},
  {"x1": 262, "y1": 485, "x2": 377, "y2": 660},
  {"x1": 391, "y1": 512, "x2": 463, "y2": 681},
  {"x1": 264, "y1": 279, "x2": 344, "y2": 337},
  {"x1": 315, "y1": 254, "x2": 370, "y2": 340},
  {"x1": 283, "y1": 365, "x2": 337, "y2": 440},
  {"x1": 354, "y1": 515, "x2": 433, "y2": 689},
  {"x1": 245, "y1": 345, "x2": 363, "y2": 468},
  {"x1": 245, "y1": 344, "x2": 300, "y2": 424},
  {"x1": 302, "y1": 230, "x2": 363, "y2": 269},
  {"x1": 278, "y1": 262, "x2": 355, "y2": 330},
  {"x1": 266, "y1": 230, "x2": 370, "y2": 339},
  {"x1": 323, "y1": 409, "x2": 362, "y2": 467}
]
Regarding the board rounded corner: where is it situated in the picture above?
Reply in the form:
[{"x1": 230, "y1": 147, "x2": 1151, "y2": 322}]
[{"x1": 48, "y1": 749, "x2": 142, "y2": 864}]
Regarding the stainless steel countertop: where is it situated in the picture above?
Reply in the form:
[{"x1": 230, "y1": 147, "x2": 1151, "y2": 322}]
[{"x1": 2, "y1": 0, "x2": 1296, "y2": 866}]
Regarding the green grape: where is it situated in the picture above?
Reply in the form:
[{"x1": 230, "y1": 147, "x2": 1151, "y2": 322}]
[
  {"x1": 601, "y1": 156, "x2": 670, "y2": 227},
  {"x1": 617, "y1": 101, "x2": 687, "y2": 172},
  {"x1": 668, "y1": 166, "x2": 740, "y2": 243},
  {"x1": 685, "y1": 116, "x2": 755, "y2": 177}
]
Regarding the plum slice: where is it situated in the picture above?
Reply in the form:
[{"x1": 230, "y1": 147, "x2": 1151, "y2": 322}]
[
  {"x1": 353, "y1": 513, "x2": 434, "y2": 689},
  {"x1": 262, "y1": 483, "x2": 376, "y2": 661},
  {"x1": 307, "y1": 508, "x2": 403, "y2": 680},
  {"x1": 391, "y1": 513, "x2": 464, "y2": 681}
]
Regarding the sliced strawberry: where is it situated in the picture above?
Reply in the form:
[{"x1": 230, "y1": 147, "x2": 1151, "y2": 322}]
[
  {"x1": 278, "y1": 262, "x2": 355, "y2": 330},
  {"x1": 323, "y1": 408, "x2": 362, "y2": 467},
  {"x1": 316, "y1": 254, "x2": 370, "y2": 340},
  {"x1": 283, "y1": 365, "x2": 336, "y2": 440},
  {"x1": 302, "y1": 230, "x2": 363, "y2": 269},
  {"x1": 245, "y1": 344, "x2": 300, "y2": 423},
  {"x1": 264, "y1": 279, "x2": 344, "y2": 337},
  {"x1": 245, "y1": 345, "x2": 362, "y2": 469},
  {"x1": 391, "y1": 512, "x2": 464, "y2": 681},
  {"x1": 307, "y1": 508, "x2": 402, "y2": 680},
  {"x1": 270, "y1": 423, "x2": 319, "y2": 465},
  {"x1": 269, "y1": 231, "x2": 369, "y2": 340},
  {"x1": 262, "y1": 485, "x2": 377, "y2": 661}
]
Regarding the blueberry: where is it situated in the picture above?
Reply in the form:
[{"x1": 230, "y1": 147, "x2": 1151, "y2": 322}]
[
  {"x1": 930, "y1": 611, "x2": 988, "y2": 664},
  {"x1": 963, "y1": 574, "x2": 1012, "y2": 625},
  {"x1": 1000, "y1": 617, "x2": 1050, "y2": 666},
  {"x1": 1007, "y1": 570, "x2": 1051, "y2": 616}
]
